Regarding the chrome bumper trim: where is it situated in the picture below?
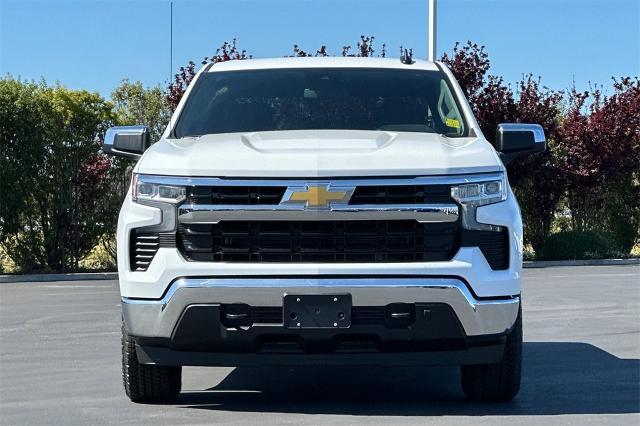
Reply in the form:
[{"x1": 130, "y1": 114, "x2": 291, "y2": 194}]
[
  {"x1": 123, "y1": 277, "x2": 504, "y2": 307},
  {"x1": 177, "y1": 204, "x2": 459, "y2": 223},
  {"x1": 121, "y1": 277, "x2": 520, "y2": 337}
]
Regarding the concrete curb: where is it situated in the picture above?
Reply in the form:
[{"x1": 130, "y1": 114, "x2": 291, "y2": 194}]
[
  {"x1": 1, "y1": 258, "x2": 638, "y2": 283},
  {"x1": 523, "y1": 258, "x2": 639, "y2": 268},
  {"x1": 0, "y1": 272, "x2": 118, "y2": 283}
]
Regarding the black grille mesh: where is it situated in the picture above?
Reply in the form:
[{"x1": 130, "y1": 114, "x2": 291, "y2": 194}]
[
  {"x1": 350, "y1": 185, "x2": 452, "y2": 204},
  {"x1": 186, "y1": 186, "x2": 286, "y2": 205},
  {"x1": 178, "y1": 220, "x2": 459, "y2": 263}
]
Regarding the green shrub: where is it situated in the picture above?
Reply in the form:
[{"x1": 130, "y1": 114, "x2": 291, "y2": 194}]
[
  {"x1": 602, "y1": 178, "x2": 640, "y2": 254},
  {"x1": 0, "y1": 78, "x2": 115, "y2": 272},
  {"x1": 538, "y1": 230, "x2": 621, "y2": 260},
  {"x1": 78, "y1": 239, "x2": 117, "y2": 272}
]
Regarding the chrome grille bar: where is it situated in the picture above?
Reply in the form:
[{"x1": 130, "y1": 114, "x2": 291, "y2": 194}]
[{"x1": 177, "y1": 203, "x2": 459, "y2": 223}]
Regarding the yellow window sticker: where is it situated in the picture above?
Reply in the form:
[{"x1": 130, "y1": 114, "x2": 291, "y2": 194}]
[{"x1": 445, "y1": 118, "x2": 461, "y2": 129}]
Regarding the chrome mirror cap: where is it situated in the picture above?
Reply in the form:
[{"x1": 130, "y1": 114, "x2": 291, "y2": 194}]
[
  {"x1": 497, "y1": 123, "x2": 545, "y2": 143},
  {"x1": 495, "y1": 123, "x2": 546, "y2": 165},
  {"x1": 102, "y1": 126, "x2": 151, "y2": 160}
]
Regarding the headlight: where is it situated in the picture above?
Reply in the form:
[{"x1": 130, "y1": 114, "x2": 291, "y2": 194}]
[
  {"x1": 132, "y1": 174, "x2": 186, "y2": 204},
  {"x1": 451, "y1": 178, "x2": 506, "y2": 206},
  {"x1": 451, "y1": 175, "x2": 507, "y2": 230}
]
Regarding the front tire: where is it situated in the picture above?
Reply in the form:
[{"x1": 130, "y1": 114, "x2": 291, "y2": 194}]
[
  {"x1": 461, "y1": 305, "x2": 522, "y2": 402},
  {"x1": 121, "y1": 321, "x2": 182, "y2": 403}
]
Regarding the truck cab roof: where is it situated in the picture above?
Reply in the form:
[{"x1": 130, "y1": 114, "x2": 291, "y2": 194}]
[{"x1": 207, "y1": 56, "x2": 441, "y2": 73}]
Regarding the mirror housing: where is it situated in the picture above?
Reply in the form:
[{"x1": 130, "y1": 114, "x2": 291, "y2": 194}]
[
  {"x1": 494, "y1": 123, "x2": 546, "y2": 165},
  {"x1": 102, "y1": 126, "x2": 151, "y2": 160}
]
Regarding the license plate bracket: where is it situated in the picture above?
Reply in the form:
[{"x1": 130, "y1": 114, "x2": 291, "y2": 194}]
[{"x1": 283, "y1": 294, "x2": 352, "y2": 329}]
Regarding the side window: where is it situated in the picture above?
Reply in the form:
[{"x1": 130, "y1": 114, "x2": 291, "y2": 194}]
[{"x1": 437, "y1": 80, "x2": 465, "y2": 136}]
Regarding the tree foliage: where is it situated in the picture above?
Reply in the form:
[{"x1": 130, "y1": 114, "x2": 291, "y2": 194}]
[
  {"x1": 557, "y1": 78, "x2": 640, "y2": 250},
  {"x1": 0, "y1": 79, "x2": 50, "y2": 271},
  {"x1": 111, "y1": 79, "x2": 171, "y2": 141},
  {"x1": 293, "y1": 35, "x2": 385, "y2": 58},
  {"x1": 0, "y1": 78, "x2": 115, "y2": 272},
  {"x1": 440, "y1": 42, "x2": 490, "y2": 101}
]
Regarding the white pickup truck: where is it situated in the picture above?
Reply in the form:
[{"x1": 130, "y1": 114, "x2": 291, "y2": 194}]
[{"x1": 104, "y1": 56, "x2": 545, "y2": 403}]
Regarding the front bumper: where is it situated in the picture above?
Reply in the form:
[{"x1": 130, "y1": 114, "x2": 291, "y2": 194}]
[
  {"x1": 123, "y1": 276, "x2": 519, "y2": 366},
  {"x1": 123, "y1": 277, "x2": 518, "y2": 338}
]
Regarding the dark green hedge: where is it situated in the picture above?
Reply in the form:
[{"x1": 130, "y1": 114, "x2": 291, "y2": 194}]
[{"x1": 538, "y1": 230, "x2": 622, "y2": 261}]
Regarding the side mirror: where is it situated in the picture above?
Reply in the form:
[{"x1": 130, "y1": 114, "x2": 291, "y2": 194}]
[
  {"x1": 494, "y1": 123, "x2": 546, "y2": 165},
  {"x1": 102, "y1": 126, "x2": 151, "y2": 160}
]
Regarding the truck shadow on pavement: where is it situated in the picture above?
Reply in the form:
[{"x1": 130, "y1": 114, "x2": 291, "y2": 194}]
[{"x1": 176, "y1": 342, "x2": 639, "y2": 416}]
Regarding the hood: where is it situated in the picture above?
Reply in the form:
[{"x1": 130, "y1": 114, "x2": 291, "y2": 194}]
[{"x1": 136, "y1": 130, "x2": 503, "y2": 177}]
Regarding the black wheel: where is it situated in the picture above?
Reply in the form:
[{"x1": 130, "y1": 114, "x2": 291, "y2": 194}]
[
  {"x1": 461, "y1": 305, "x2": 522, "y2": 402},
  {"x1": 121, "y1": 321, "x2": 181, "y2": 403}
]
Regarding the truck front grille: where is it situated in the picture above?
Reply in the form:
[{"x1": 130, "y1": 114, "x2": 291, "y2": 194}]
[
  {"x1": 141, "y1": 176, "x2": 510, "y2": 270},
  {"x1": 185, "y1": 184, "x2": 453, "y2": 205},
  {"x1": 178, "y1": 220, "x2": 459, "y2": 263}
]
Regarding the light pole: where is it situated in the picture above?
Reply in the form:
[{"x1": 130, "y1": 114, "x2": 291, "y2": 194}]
[{"x1": 428, "y1": 0, "x2": 437, "y2": 61}]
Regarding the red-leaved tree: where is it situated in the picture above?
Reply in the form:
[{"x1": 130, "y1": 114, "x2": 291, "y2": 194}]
[
  {"x1": 557, "y1": 78, "x2": 640, "y2": 251},
  {"x1": 508, "y1": 76, "x2": 565, "y2": 253}
]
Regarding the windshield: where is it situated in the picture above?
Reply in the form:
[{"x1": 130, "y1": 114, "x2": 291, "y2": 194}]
[{"x1": 173, "y1": 67, "x2": 469, "y2": 138}]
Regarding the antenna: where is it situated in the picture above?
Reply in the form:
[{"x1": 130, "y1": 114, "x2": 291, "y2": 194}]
[
  {"x1": 428, "y1": 0, "x2": 437, "y2": 61},
  {"x1": 170, "y1": 1, "x2": 173, "y2": 83}
]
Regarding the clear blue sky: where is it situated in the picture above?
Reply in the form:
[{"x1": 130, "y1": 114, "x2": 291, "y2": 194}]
[{"x1": 1, "y1": 0, "x2": 638, "y2": 98}]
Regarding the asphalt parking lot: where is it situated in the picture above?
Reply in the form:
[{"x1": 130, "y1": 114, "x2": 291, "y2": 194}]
[{"x1": 0, "y1": 265, "x2": 638, "y2": 425}]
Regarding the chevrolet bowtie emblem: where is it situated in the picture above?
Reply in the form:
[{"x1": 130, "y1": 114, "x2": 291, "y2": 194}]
[{"x1": 283, "y1": 184, "x2": 354, "y2": 209}]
